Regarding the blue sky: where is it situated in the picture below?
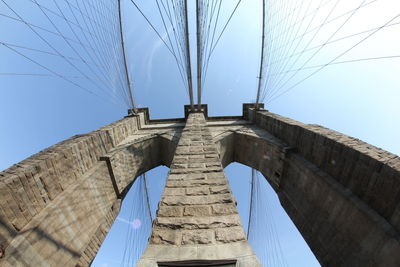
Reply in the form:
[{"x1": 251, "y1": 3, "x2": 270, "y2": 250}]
[{"x1": 1, "y1": 0, "x2": 399, "y2": 266}]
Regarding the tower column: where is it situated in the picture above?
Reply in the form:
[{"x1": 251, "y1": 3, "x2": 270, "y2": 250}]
[{"x1": 138, "y1": 112, "x2": 261, "y2": 266}]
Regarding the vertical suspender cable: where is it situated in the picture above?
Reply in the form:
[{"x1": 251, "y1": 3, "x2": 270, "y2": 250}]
[
  {"x1": 118, "y1": 0, "x2": 136, "y2": 111},
  {"x1": 247, "y1": 168, "x2": 256, "y2": 239},
  {"x1": 143, "y1": 173, "x2": 153, "y2": 222},
  {"x1": 196, "y1": 0, "x2": 202, "y2": 109},
  {"x1": 255, "y1": 0, "x2": 266, "y2": 109},
  {"x1": 184, "y1": 0, "x2": 195, "y2": 109}
]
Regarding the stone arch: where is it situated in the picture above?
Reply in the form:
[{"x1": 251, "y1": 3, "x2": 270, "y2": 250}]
[
  {"x1": 214, "y1": 120, "x2": 400, "y2": 267},
  {"x1": 100, "y1": 133, "x2": 178, "y2": 200},
  {"x1": 0, "y1": 117, "x2": 178, "y2": 266},
  {"x1": 2, "y1": 105, "x2": 400, "y2": 267}
]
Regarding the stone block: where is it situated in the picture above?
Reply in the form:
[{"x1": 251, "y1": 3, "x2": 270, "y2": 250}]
[
  {"x1": 156, "y1": 215, "x2": 242, "y2": 230},
  {"x1": 166, "y1": 179, "x2": 227, "y2": 188},
  {"x1": 158, "y1": 206, "x2": 184, "y2": 217},
  {"x1": 206, "y1": 162, "x2": 221, "y2": 167},
  {"x1": 188, "y1": 158, "x2": 207, "y2": 163},
  {"x1": 181, "y1": 230, "x2": 214, "y2": 245},
  {"x1": 207, "y1": 172, "x2": 225, "y2": 179},
  {"x1": 163, "y1": 188, "x2": 185, "y2": 196},
  {"x1": 173, "y1": 158, "x2": 188, "y2": 164},
  {"x1": 215, "y1": 227, "x2": 246, "y2": 243},
  {"x1": 210, "y1": 186, "x2": 230, "y2": 194},
  {"x1": 188, "y1": 163, "x2": 206, "y2": 168},
  {"x1": 170, "y1": 163, "x2": 187, "y2": 169},
  {"x1": 203, "y1": 146, "x2": 217, "y2": 152},
  {"x1": 184, "y1": 206, "x2": 211, "y2": 216},
  {"x1": 203, "y1": 167, "x2": 223, "y2": 173},
  {"x1": 151, "y1": 229, "x2": 181, "y2": 245},
  {"x1": 212, "y1": 204, "x2": 237, "y2": 215},
  {"x1": 189, "y1": 154, "x2": 204, "y2": 159},
  {"x1": 186, "y1": 187, "x2": 209, "y2": 196},
  {"x1": 189, "y1": 141, "x2": 203, "y2": 146},
  {"x1": 161, "y1": 194, "x2": 233, "y2": 206},
  {"x1": 189, "y1": 147, "x2": 203, "y2": 153},
  {"x1": 168, "y1": 173, "x2": 206, "y2": 181}
]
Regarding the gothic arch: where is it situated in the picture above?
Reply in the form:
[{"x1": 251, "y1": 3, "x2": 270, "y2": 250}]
[
  {"x1": 0, "y1": 114, "x2": 180, "y2": 267},
  {"x1": 214, "y1": 116, "x2": 400, "y2": 267},
  {"x1": 1, "y1": 105, "x2": 400, "y2": 267}
]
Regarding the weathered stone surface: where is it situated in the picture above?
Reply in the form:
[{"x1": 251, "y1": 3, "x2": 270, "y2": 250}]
[
  {"x1": 212, "y1": 204, "x2": 238, "y2": 215},
  {"x1": 3, "y1": 104, "x2": 399, "y2": 267},
  {"x1": 215, "y1": 227, "x2": 246, "y2": 243},
  {"x1": 151, "y1": 229, "x2": 181, "y2": 245},
  {"x1": 158, "y1": 206, "x2": 184, "y2": 217},
  {"x1": 168, "y1": 173, "x2": 206, "y2": 180},
  {"x1": 181, "y1": 230, "x2": 214, "y2": 245},
  {"x1": 163, "y1": 187, "x2": 185, "y2": 196},
  {"x1": 206, "y1": 172, "x2": 226, "y2": 179},
  {"x1": 186, "y1": 186, "x2": 209, "y2": 196},
  {"x1": 184, "y1": 206, "x2": 211, "y2": 217},
  {"x1": 210, "y1": 185, "x2": 230, "y2": 194},
  {"x1": 144, "y1": 111, "x2": 256, "y2": 267},
  {"x1": 155, "y1": 215, "x2": 242, "y2": 230},
  {"x1": 188, "y1": 163, "x2": 205, "y2": 168},
  {"x1": 161, "y1": 194, "x2": 233, "y2": 206},
  {"x1": 166, "y1": 178, "x2": 227, "y2": 188}
]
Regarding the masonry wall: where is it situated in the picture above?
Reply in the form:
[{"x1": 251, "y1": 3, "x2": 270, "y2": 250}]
[
  {"x1": 137, "y1": 112, "x2": 261, "y2": 266},
  {"x1": 1, "y1": 104, "x2": 400, "y2": 267},
  {"x1": 244, "y1": 108, "x2": 400, "y2": 266},
  {"x1": 209, "y1": 106, "x2": 400, "y2": 266},
  {"x1": 0, "y1": 115, "x2": 142, "y2": 266}
]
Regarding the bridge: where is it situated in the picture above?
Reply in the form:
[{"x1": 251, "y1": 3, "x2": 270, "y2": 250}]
[
  {"x1": 1, "y1": 104, "x2": 400, "y2": 266},
  {"x1": 0, "y1": 0, "x2": 399, "y2": 266}
]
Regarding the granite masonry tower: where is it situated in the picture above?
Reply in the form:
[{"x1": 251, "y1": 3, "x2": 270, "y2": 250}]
[{"x1": 1, "y1": 104, "x2": 400, "y2": 267}]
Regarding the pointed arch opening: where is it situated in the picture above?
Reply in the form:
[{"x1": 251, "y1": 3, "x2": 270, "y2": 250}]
[
  {"x1": 92, "y1": 166, "x2": 169, "y2": 267},
  {"x1": 224, "y1": 162, "x2": 320, "y2": 267}
]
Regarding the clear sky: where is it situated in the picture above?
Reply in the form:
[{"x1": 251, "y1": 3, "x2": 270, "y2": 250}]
[{"x1": 1, "y1": 0, "x2": 399, "y2": 266}]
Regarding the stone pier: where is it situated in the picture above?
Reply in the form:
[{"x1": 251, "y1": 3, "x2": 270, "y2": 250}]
[{"x1": 137, "y1": 112, "x2": 261, "y2": 266}]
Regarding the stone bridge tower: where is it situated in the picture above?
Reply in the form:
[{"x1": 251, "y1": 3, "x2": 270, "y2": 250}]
[{"x1": 1, "y1": 104, "x2": 400, "y2": 267}]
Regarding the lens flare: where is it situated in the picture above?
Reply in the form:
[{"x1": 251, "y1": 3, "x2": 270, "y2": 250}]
[{"x1": 131, "y1": 218, "x2": 142, "y2": 229}]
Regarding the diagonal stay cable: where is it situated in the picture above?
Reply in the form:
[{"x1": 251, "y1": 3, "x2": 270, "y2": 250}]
[
  {"x1": 129, "y1": 0, "x2": 188, "y2": 90},
  {"x1": 57, "y1": 0, "x2": 131, "y2": 106},
  {"x1": 32, "y1": 0, "x2": 111, "y2": 93},
  {"x1": 255, "y1": 0, "x2": 266, "y2": 108},
  {"x1": 269, "y1": 16, "x2": 399, "y2": 69},
  {"x1": 268, "y1": 0, "x2": 371, "y2": 99},
  {"x1": 129, "y1": 0, "x2": 175, "y2": 57},
  {"x1": 0, "y1": 72, "x2": 87, "y2": 79},
  {"x1": 268, "y1": 0, "x2": 378, "y2": 64},
  {"x1": 0, "y1": 41, "x2": 104, "y2": 68},
  {"x1": 52, "y1": 0, "x2": 107, "y2": 71},
  {"x1": 209, "y1": 0, "x2": 242, "y2": 57},
  {"x1": 159, "y1": 0, "x2": 188, "y2": 89},
  {"x1": 0, "y1": 42, "x2": 123, "y2": 107},
  {"x1": 267, "y1": 0, "x2": 343, "y2": 98},
  {"x1": 155, "y1": 0, "x2": 180, "y2": 62},
  {"x1": 264, "y1": 0, "x2": 325, "y2": 98},
  {"x1": 270, "y1": 55, "x2": 400, "y2": 75},
  {"x1": 91, "y1": 0, "x2": 133, "y2": 104},
  {"x1": 1, "y1": 0, "x2": 120, "y2": 103},
  {"x1": 0, "y1": 12, "x2": 83, "y2": 46},
  {"x1": 117, "y1": 0, "x2": 136, "y2": 109},
  {"x1": 2, "y1": 0, "x2": 126, "y2": 105},
  {"x1": 267, "y1": 13, "x2": 400, "y2": 104},
  {"x1": 202, "y1": 0, "x2": 222, "y2": 80},
  {"x1": 82, "y1": 0, "x2": 132, "y2": 106}
]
